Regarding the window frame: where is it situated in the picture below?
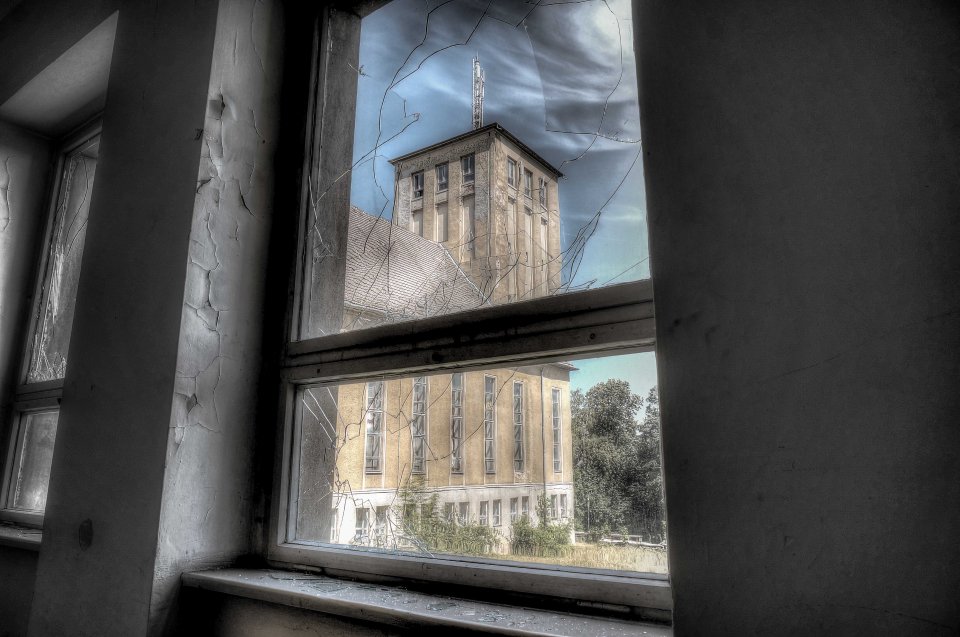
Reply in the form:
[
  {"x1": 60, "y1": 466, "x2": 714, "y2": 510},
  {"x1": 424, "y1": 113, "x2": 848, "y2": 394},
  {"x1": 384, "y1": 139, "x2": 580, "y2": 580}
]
[
  {"x1": 435, "y1": 162, "x2": 448, "y2": 192},
  {"x1": 1, "y1": 121, "x2": 101, "y2": 529},
  {"x1": 267, "y1": 4, "x2": 670, "y2": 619},
  {"x1": 411, "y1": 170, "x2": 424, "y2": 198},
  {"x1": 506, "y1": 157, "x2": 517, "y2": 188},
  {"x1": 460, "y1": 153, "x2": 475, "y2": 183}
]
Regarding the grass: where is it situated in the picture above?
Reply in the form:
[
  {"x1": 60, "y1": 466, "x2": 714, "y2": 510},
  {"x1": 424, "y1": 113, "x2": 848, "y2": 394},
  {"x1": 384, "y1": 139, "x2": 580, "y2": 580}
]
[{"x1": 508, "y1": 542, "x2": 668, "y2": 574}]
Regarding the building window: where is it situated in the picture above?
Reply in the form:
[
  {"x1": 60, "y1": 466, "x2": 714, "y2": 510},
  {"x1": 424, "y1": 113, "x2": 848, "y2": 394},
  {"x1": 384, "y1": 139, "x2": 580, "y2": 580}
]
[
  {"x1": 506, "y1": 157, "x2": 517, "y2": 187},
  {"x1": 364, "y1": 381, "x2": 384, "y2": 473},
  {"x1": 513, "y1": 381, "x2": 524, "y2": 471},
  {"x1": 524, "y1": 168, "x2": 533, "y2": 198},
  {"x1": 461, "y1": 153, "x2": 474, "y2": 183},
  {"x1": 444, "y1": 502, "x2": 455, "y2": 522},
  {"x1": 436, "y1": 203, "x2": 448, "y2": 242},
  {"x1": 550, "y1": 494, "x2": 558, "y2": 520},
  {"x1": 375, "y1": 505, "x2": 389, "y2": 545},
  {"x1": 450, "y1": 372, "x2": 464, "y2": 473},
  {"x1": 2, "y1": 128, "x2": 100, "y2": 527},
  {"x1": 275, "y1": 1, "x2": 665, "y2": 614},
  {"x1": 484, "y1": 375, "x2": 496, "y2": 473},
  {"x1": 552, "y1": 387, "x2": 562, "y2": 473},
  {"x1": 411, "y1": 210, "x2": 423, "y2": 237},
  {"x1": 355, "y1": 507, "x2": 370, "y2": 542},
  {"x1": 559, "y1": 494, "x2": 568, "y2": 520},
  {"x1": 521, "y1": 496, "x2": 530, "y2": 520},
  {"x1": 412, "y1": 170, "x2": 424, "y2": 198},
  {"x1": 411, "y1": 376, "x2": 427, "y2": 473},
  {"x1": 458, "y1": 501, "x2": 469, "y2": 524},
  {"x1": 538, "y1": 176, "x2": 546, "y2": 207},
  {"x1": 510, "y1": 497, "x2": 518, "y2": 522},
  {"x1": 436, "y1": 163, "x2": 448, "y2": 191}
]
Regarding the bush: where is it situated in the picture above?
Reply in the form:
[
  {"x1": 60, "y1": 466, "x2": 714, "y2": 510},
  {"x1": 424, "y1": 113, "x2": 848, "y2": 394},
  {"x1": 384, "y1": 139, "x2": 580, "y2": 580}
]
[{"x1": 510, "y1": 515, "x2": 571, "y2": 557}]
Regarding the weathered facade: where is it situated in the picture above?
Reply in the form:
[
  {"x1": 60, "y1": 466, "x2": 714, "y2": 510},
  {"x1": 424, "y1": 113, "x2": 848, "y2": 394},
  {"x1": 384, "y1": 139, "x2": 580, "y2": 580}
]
[
  {"x1": 391, "y1": 123, "x2": 563, "y2": 304},
  {"x1": 324, "y1": 125, "x2": 573, "y2": 549}
]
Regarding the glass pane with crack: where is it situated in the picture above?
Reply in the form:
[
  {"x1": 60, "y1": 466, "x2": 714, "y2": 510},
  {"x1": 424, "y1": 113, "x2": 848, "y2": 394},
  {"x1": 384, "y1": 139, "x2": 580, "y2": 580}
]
[
  {"x1": 7, "y1": 409, "x2": 59, "y2": 512},
  {"x1": 292, "y1": 351, "x2": 667, "y2": 574},
  {"x1": 298, "y1": 0, "x2": 646, "y2": 339},
  {"x1": 25, "y1": 134, "x2": 99, "y2": 383}
]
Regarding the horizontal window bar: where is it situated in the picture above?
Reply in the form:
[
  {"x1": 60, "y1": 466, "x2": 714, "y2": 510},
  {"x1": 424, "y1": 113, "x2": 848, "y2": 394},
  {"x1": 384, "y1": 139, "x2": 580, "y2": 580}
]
[{"x1": 283, "y1": 281, "x2": 654, "y2": 383}]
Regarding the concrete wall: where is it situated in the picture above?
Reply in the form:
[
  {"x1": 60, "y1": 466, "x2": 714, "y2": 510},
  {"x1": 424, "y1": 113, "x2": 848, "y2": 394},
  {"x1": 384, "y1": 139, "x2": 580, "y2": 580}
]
[
  {"x1": 638, "y1": 1, "x2": 960, "y2": 634},
  {"x1": 0, "y1": 546, "x2": 37, "y2": 637}
]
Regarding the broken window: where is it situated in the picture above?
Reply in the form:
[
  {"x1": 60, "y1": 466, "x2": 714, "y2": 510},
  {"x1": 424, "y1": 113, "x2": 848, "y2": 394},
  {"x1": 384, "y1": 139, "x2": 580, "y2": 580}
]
[
  {"x1": 275, "y1": 0, "x2": 667, "y2": 615},
  {"x1": 2, "y1": 127, "x2": 100, "y2": 527}
]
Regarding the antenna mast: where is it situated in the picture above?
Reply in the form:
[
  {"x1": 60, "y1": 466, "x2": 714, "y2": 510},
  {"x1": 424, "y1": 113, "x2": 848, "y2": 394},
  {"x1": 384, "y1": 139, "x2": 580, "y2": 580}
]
[{"x1": 472, "y1": 57, "x2": 484, "y2": 130}]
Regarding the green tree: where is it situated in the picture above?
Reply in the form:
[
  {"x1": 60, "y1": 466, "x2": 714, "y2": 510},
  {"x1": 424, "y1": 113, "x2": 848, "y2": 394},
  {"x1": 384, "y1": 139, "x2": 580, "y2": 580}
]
[{"x1": 572, "y1": 381, "x2": 665, "y2": 542}]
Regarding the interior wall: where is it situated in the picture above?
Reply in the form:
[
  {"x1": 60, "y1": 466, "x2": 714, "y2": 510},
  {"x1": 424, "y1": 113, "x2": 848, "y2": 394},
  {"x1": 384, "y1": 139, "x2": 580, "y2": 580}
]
[
  {"x1": 0, "y1": 546, "x2": 37, "y2": 637},
  {"x1": 26, "y1": 0, "x2": 221, "y2": 634},
  {"x1": 149, "y1": 0, "x2": 285, "y2": 633},
  {"x1": 637, "y1": 1, "x2": 960, "y2": 634}
]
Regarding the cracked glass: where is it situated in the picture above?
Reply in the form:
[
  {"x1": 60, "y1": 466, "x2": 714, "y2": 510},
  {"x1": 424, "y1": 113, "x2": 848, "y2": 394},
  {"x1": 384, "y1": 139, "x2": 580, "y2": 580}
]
[
  {"x1": 25, "y1": 134, "x2": 99, "y2": 383},
  {"x1": 287, "y1": 0, "x2": 665, "y2": 580},
  {"x1": 298, "y1": 0, "x2": 646, "y2": 339},
  {"x1": 292, "y1": 352, "x2": 665, "y2": 574},
  {"x1": 6, "y1": 410, "x2": 59, "y2": 512}
]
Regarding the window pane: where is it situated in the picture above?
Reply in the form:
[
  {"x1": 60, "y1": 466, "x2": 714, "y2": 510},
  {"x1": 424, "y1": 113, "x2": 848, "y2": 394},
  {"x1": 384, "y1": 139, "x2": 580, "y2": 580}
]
[
  {"x1": 26, "y1": 136, "x2": 99, "y2": 382},
  {"x1": 297, "y1": 0, "x2": 648, "y2": 339},
  {"x1": 7, "y1": 410, "x2": 59, "y2": 511},
  {"x1": 290, "y1": 352, "x2": 666, "y2": 574}
]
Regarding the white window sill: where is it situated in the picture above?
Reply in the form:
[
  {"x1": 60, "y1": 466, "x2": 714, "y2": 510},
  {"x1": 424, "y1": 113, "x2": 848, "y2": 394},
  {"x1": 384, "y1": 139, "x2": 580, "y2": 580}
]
[
  {"x1": 0, "y1": 523, "x2": 42, "y2": 551},
  {"x1": 182, "y1": 569, "x2": 672, "y2": 636}
]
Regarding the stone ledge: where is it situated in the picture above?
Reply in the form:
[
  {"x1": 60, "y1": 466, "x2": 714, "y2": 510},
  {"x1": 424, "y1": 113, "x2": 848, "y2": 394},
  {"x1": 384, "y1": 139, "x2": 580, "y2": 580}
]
[{"x1": 182, "y1": 569, "x2": 672, "y2": 637}]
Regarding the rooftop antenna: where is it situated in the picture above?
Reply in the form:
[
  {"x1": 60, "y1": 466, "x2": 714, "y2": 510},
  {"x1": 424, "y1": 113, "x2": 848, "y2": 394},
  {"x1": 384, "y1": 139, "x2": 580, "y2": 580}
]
[{"x1": 472, "y1": 56, "x2": 484, "y2": 130}]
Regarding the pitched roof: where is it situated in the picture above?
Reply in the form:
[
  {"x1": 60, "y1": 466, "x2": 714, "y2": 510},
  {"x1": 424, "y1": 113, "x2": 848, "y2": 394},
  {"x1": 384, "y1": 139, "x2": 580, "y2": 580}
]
[{"x1": 343, "y1": 207, "x2": 488, "y2": 323}]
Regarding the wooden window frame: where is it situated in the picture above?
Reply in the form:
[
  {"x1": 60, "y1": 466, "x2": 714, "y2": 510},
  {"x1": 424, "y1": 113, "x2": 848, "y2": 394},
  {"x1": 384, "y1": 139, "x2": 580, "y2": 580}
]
[
  {"x1": 267, "y1": 4, "x2": 670, "y2": 620},
  {"x1": 1, "y1": 122, "x2": 101, "y2": 529}
]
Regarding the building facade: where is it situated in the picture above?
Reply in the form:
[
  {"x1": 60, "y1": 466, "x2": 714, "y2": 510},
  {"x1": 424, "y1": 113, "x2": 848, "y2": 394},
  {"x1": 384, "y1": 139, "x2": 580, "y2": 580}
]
[{"x1": 323, "y1": 124, "x2": 573, "y2": 551}]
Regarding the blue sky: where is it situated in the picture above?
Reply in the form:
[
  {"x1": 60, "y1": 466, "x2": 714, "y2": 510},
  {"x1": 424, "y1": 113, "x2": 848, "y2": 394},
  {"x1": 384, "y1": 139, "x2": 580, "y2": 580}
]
[{"x1": 350, "y1": 0, "x2": 657, "y2": 392}]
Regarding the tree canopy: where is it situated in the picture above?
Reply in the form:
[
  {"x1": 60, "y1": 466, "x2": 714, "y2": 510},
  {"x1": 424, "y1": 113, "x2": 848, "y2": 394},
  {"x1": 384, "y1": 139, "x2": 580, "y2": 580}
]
[{"x1": 572, "y1": 380, "x2": 665, "y2": 542}]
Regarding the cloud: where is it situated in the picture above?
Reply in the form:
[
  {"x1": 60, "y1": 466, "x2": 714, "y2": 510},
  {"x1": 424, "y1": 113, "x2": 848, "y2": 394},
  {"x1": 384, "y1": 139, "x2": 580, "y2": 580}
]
[{"x1": 352, "y1": 0, "x2": 647, "y2": 289}]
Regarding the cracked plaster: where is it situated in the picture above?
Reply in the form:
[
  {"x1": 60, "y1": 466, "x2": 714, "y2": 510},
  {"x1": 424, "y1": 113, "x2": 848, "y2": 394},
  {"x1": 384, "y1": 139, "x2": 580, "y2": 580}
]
[{"x1": 151, "y1": 0, "x2": 285, "y2": 627}]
